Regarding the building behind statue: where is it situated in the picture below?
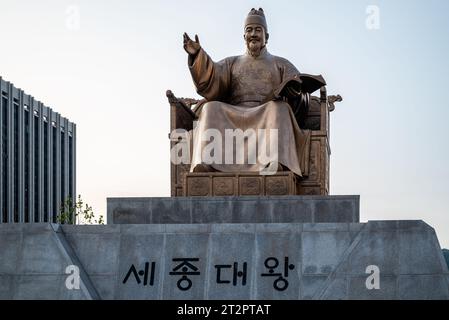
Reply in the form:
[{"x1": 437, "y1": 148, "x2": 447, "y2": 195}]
[{"x1": 0, "y1": 76, "x2": 76, "y2": 224}]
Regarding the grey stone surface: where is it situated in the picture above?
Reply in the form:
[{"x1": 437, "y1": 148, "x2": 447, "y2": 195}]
[
  {"x1": 20, "y1": 232, "x2": 66, "y2": 274},
  {"x1": 398, "y1": 275, "x2": 449, "y2": 299},
  {"x1": 0, "y1": 224, "x2": 24, "y2": 233},
  {"x1": 0, "y1": 275, "x2": 14, "y2": 299},
  {"x1": 152, "y1": 198, "x2": 192, "y2": 224},
  {"x1": 53, "y1": 224, "x2": 101, "y2": 300},
  {"x1": 210, "y1": 223, "x2": 256, "y2": 233},
  {"x1": 314, "y1": 199, "x2": 357, "y2": 223},
  {"x1": 62, "y1": 224, "x2": 121, "y2": 234},
  {"x1": 398, "y1": 229, "x2": 445, "y2": 274},
  {"x1": 271, "y1": 199, "x2": 313, "y2": 223},
  {"x1": 163, "y1": 234, "x2": 209, "y2": 299},
  {"x1": 207, "y1": 233, "x2": 256, "y2": 299},
  {"x1": 349, "y1": 223, "x2": 364, "y2": 241},
  {"x1": 0, "y1": 219, "x2": 448, "y2": 300},
  {"x1": 347, "y1": 275, "x2": 397, "y2": 300},
  {"x1": 108, "y1": 195, "x2": 360, "y2": 224},
  {"x1": 397, "y1": 220, "x2": 429, "y2": 230},
  {"x1": 256, "y1": 223, "x2": 301, "y2": 233},
  {"x1": 165, "y1": 224, "x2": 211, "y2": 233},
  {"x1": 342, "y1": 230, "x2": 400, "y2": 275},
  {"x1": 232, "y1": 199, "x2": 271, "y2": 223},
  {"x1": 303, "y1": 223, "x2": 350, "y2": 232},
  {"x1": 14, "y1": 275, "x2": 85, "y2": 300},
  {"x1": 58, "y1": 281, "x2": 89, "y2": 300},
  {"x1": 300, "y1": 275, "x2": 328, "y2": 299},
  {"x1": 116, "y1": 234, "x2": 165, "y2": 299},
  {"x1": 119, "y1": 224, "x2": 165, "y2": 234},
  {"x1": 192, "y1": 199, "x2": 233, "y2": 223},
  {"x1": 90, "y1": 275, "x2": 116, "y2": 300},
  {"x1": 255, "y1": 232, "x2": 301, "y2": 299},
  {"x1": 0, "y1": 233, "x2": 22, "y2": 274},
  {"x1": 302, "y1": 230, "x2": 352, "y2": 275},
  {"x1": 443, "y1": 249, "x2": 449, "y2": 270},
  {"x1": 320, "y1": 277, "x2": 348, "y2": 300},
  {"x1": 111, "y1": 199, "x2": 151, "y2": 224},
  {"x1": 64, "y1": 232, "x2": 121, "y2": 275}
]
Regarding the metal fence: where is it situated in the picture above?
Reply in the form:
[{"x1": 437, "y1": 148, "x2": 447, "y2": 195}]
[{"x1": 0, "y1": 77, "x2": 76, "y2": 223}]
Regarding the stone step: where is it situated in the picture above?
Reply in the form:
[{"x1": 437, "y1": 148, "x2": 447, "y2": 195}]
[{"x1": 107, "y1": 195, "x2": 360, "y2": 224}]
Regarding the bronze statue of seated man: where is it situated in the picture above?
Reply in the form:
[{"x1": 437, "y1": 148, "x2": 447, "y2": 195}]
[{"x1": 182, "y1": 8, "x2": 325, "y2": 177}]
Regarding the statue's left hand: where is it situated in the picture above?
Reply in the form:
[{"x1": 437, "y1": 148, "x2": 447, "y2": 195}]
[{"x1": 183, "y1": 33, "x2": 201, "y2": 56}]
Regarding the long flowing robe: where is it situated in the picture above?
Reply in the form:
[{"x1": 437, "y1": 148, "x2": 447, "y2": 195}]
[{"x1": 188, "y1": 46, "x2": 311, "y2": 176}]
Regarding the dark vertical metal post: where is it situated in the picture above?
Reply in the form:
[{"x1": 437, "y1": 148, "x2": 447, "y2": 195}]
[
  {"x1": 26, "y1": 95, "x2": 33, "y2": 223},
  {"x1": 0, "y1": 77, "x2": 3, "y2": 224},
  {"x1": 71, "y1": 124, "x2": 77, "y2": 215},
  {"x1": 7, "y1": 82, "x2": 13, "y2": 223},
  {"x1": 38, "y1": 102, "x2": 44, "y2": 222},
  {"x1": 18, "y1": 91, "x2": 25, "y2": 222},
  {"x1": 55, "y1": 113, "x2": 61, "y2": 220}
]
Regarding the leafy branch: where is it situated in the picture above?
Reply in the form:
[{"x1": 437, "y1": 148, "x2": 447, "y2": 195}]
[{"x1": 56, "y1": 195, "x2": 104, "y2": 225}]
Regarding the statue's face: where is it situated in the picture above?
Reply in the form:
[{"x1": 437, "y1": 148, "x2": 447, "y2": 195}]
[{"x1": 244, "y1": 23, "x2": 268, "y2": 56}]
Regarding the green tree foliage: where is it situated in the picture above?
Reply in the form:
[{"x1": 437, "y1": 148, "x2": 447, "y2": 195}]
[{"x1": 56, "y1": 195, "x2": 104, "y2": 225}]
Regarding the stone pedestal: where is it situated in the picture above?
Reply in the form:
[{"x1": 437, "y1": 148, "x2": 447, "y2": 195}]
[
  {"x1": 184, "y1": 172, "x2": 298, "y2": 196},
  {"x1": 0, "y1": 196, "x2": 448, "y2": 300},
  {"x1": 107, "y1": 195, "x2": 360, "y2": 224},
  {"x1": 1, "y1": 220, "x2": 448, "y2": 299}
]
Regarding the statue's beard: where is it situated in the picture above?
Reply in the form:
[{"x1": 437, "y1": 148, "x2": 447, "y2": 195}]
[{"x1": 246, "y1": 39, "x2": 264, "y2": 57}]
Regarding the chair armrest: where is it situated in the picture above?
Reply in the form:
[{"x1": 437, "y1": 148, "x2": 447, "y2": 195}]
[{"x1": 166, "y1": 90, "x2": 197, "y2": 133}]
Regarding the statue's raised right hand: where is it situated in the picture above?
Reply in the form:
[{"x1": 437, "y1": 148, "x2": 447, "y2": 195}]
[{"x1": 183, "y1": 33, "x2": 201, "y2": 56}]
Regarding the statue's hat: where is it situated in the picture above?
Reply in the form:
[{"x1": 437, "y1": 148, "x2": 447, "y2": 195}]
[{"x1": 245, "y1": 8, "x2": 267, "y2": 32}]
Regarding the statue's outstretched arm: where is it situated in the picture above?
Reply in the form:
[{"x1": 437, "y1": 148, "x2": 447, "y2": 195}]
[{"x1": 184, "y1": 34, "x2": 231, "y2": 102}]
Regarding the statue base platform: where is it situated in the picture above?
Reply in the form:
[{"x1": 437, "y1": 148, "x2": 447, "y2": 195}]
[
  {"x1": 183, "y1": 172, "x2": 299, "y2": 196},
  {"x1": 1, "y1": 195, "x2": 448, "y2": 300},
  {"x1": 1, "y1": 220, "x2": 448, "y2": 299},
  {"x1": 107, "y1": 195, "x2": 360, "y2": 224}
]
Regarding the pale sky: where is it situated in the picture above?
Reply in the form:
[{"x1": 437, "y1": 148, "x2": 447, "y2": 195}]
[{"x1": 0, "y1": 0, "x2": 448, "y2": 247}]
